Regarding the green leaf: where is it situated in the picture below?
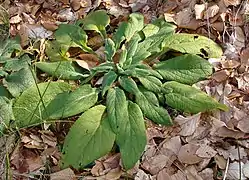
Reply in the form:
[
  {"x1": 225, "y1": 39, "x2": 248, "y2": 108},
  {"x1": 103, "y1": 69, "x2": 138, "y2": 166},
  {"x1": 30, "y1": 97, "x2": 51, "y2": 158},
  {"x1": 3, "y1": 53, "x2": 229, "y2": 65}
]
[
  {"x1": 123, "y1": 34, "x2": 140, "y2": 68},
  {"x1": 0, "y1": 38, "x2": 21, "y2": 62},
  {"x1": 3, "y1": 67, "x2": 36, "y2": 97},
  {"x1": 55, "y1": 24, "x2": 92, "y2": 53},
  {"x1": 0, "y1": 85, "x2": 10, "y2": 98},
  {"x1": 138, "y1": 76, "x2": 162, "y2": 93},
  {"x1": 113, "y1": 13, "x2": 144, "y2": 49},
  {"x1": 136, "y1": 92, "x2": 172, "y2": 125},
  {"x1": 105, "y1": 38, "x2": 116, "y2": 61},
  {"x1": 13, "y1": 82, "x2": 71, "y2": 128},
  {"x1": 117, "y1": 101, "x2": 146, "y2": 170},
  {"x1": 0, "y1": 97, "x2": 14, "y2": 133},
  {"x1": 82, "y1": 10, "x2": 110, "y2": 38},
  {"x1": 44, "y1": 85, "x2": 98, "y2": 119},
  {"x1": 163, "y1": 34, "x2": 223, "y2": 58},
  {"x1": 3, "y1": 54, "x2": 31, "y2": 71},
  {"x1": 61, "y1": 105, "x2": 115, "y2": 169},
  {"x1": 163, "y1": 81, "x2": 229, "y2": 113},
  {"x1": 36, "y1": 61, "x2": 86, "y2": 80},
  {"x1": 139, "y1": 88, "x2": 159, "y2": 106},
  {"x1": 131, "y1": 20, "x2": 176, "y2": 64},
  {"x1": 154, "y1": 54, "x2": 213, "y2": 84},
  {"x1": 119, "y1": 76, "x2": 140, "y2": 95},
  {"x1": 45, "y1": 41, "x2": 69, "y2": 61},
  {"x1": 106, "y1": 87, "x2": 129, "y2": 133},
  {"x1": 118, "y1": 47, "x2": 127, "y2": 67},
  {"x1": 101, "y1": 71, "x2": 118, "y2": 96},
  {"x1": 91, "y1": 62, "x2": 114, "y2": 74}
]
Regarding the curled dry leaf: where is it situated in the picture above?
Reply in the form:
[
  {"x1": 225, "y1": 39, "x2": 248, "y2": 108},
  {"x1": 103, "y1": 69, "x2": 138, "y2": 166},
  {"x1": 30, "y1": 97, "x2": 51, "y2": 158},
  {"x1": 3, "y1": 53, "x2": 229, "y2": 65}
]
[
  {"x1": 214, "y1": 155, "x2": 227, "y2": 169},
  {"x1": 178, "y1": 144, "x2": 202, "y2": 165},
  {"x1": 76, "y1": 54, "x2": 99, "y2": 70},
  {"x1": 174, "y1": 113, "x2": 201, "y2": 136}
]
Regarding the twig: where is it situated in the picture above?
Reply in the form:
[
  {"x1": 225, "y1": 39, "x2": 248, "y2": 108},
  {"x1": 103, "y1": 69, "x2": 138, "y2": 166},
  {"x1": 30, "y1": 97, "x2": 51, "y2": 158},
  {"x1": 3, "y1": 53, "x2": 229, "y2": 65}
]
[{"x1": 223, "y1": 157, "x2": 229, "y2": 180}]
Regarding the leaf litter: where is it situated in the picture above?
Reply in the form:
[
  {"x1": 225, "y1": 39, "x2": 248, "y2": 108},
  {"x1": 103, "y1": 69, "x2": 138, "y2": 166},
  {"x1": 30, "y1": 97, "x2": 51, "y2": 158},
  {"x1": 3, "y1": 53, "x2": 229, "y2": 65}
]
[{"x1": 1, "y1": 0, "x2": 249, "y2": 179}]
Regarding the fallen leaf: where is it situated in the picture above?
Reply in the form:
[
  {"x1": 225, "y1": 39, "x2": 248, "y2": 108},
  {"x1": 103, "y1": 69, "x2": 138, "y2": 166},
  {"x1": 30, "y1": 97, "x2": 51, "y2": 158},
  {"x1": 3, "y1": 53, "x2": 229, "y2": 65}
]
[
  {"x1": 227, "y1": 161, "x2": 247, "y2": 180},
  {"x1": 228, "y1": 146, "x2": 247, "y2": 161},
  {"x1": 204, "y1": 5, "x2": 219, "y2": 19},
  {"x1": 214, "y1": 155, "x2": 227, "y2": 169},
  {"x1": 175, "y1": 113, "x2": 201, "y2": 136},
  {"x1": 212, "y1": 70, "x2": 229, "y2": 82},
  {"x1": 178, "y1": 144, "x2": 202, "y2": 165},
  {"x1": 198, "y1": 168, "x2": 214, "y2": 180},
  {"x1": 195, "y1": 144, "x2": 217, "y2": 158},
  {"x1": 194, "y1": 4, "x2": 206, "y2": 20},
  {"x1": 223, "y1": 0, "x2": 241, "y2": 7},
  {"x1": 50, "y1": 168, "x2": 76, "y2": 180},
  {"x1": 135, "y1": 169, "x2": 151, "y2": 180},
  {"x1": 76, "y1": 54, "x2": 99, "y2": 70}
]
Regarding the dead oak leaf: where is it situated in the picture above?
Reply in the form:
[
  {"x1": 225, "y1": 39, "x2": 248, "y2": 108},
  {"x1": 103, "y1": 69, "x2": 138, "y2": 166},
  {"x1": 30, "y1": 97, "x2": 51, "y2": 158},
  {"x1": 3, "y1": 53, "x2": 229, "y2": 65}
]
[{"x1": 178, "y1": 144, "x2": 202, "y2": 165}]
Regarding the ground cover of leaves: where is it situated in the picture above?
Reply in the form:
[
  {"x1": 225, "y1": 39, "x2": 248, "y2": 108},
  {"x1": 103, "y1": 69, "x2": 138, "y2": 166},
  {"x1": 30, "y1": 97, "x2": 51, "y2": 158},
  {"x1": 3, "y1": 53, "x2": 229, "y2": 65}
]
[{"x1": 1, "y1": 0, "x2": 249, "y2": 179}]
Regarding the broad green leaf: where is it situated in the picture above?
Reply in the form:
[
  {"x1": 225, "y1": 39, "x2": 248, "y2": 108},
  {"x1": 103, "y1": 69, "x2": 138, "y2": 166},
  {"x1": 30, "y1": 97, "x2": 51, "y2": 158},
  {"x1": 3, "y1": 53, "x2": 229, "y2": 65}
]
[
  {"x1": 123, "y1": 34, "x2": 140, "y2": 68},
  {"x1": 91, "y1": 62, "x2": 114, "y2": 74},
  {"x1": 3, "y1": 68, "x2": 36, "y2": 97},
  {"x1": 45, "y1": 41, "x2": 69, "y2": 61},
  {"x1": 139, "y1": 87, "x2": 159, "y2": 106},
  {"x1": 0, "y1": 38, "x2": 21, "y2": 62},
  {"x1": 106, "y1": 87, "x2": 129, "y2": 133},
  {"x1": 0, "y1": 68, "x2": 8, "y2": 77},
  {"x1": 163, "y1": 34, "x2": 223, "y2": 58},
  {"x1": 118, "y1": 47, "x2": 127, "y2": 67},
  {"x1": 119, "y1": 76, "x2": 140, "y2": 95},
  {"x1": 44, "y1": 85, "x2": 98, "y2": 119},
  {"x1": 142, "y1": 24, "x2": 160, "y2": 38},
  {"x1": 113, "y1": 13, "x2": 144, "y2": 49},
  {"x1": 61, "y1": 105, "x2": 115, "y2": 169},
  {"x1": 3, "y1": 54, "x2": 31, "y2": 71},
  {"x1": 163, "y1": 81, "x2": 229, "y2": 113},
  {"x1": 138, "y1": 76, "x2": 162, "y2": 93},
  {"x1": 105, "y1": 38, "x2": 116, "y2": 61},
  {"x1": 55, "y1": 24, "x2": 92, "y2": 53},
  {"x1": 124, "y1": 13, "x2": 144, "y2": 41},
  {"x1": 0, "y1": 85, "x2": 10, "y2": 98},
  {"x1": 0, "y1": 97, "x2": 14, "y2": 134},
  {"x1": 36, "y1": 61, "x2": 86, "y2": 80},
  {"x1": 136, "y1": 92, "x2": 172, "y2": 125},
  {"x1": 82, "y1": 10, "x2": 110, "y2": 38},
  {"x1": 101, "y1": 71, "x2": 118, "y2": 96},
  {"x1": 13, "y1": 82, "x2": 71, "y2": 128},
  {"x1": 154, "y1": 54, "x2": 213, "y2": 84},
  {"x1": 117, "y1": 101, "x2": 146, "y2": 170},
  {"x1": 131, "y1": 20, "x2": 176, "y2": 64},
  {"x1": 125, "y1": 64, "x2": 163, "y2": 79}
]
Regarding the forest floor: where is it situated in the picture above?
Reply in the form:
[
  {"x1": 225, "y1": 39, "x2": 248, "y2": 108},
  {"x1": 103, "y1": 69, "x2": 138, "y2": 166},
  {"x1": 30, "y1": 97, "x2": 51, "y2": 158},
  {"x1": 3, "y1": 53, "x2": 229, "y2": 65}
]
[{"x1": 1, "y1": 0, "x2": 249, "y2": 179}]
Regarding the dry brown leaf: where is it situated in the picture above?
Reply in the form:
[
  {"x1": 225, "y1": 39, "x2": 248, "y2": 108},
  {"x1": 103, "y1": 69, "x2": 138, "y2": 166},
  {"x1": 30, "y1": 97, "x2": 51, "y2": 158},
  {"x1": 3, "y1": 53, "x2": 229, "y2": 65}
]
[
  {"x1": 204, "y1": 4, "x2": 219, "y2": 19},
  {"x1": 195, "y1": 145, "x2": 217, "y2": 158},
  {"x1": 185, "y1": 165, "x2": 203, "y2": 180},
  {"x1": 223, "y1": 0, "x2": 241, "y2": 7},
  {"x1": 161, "y1": 136, "x2": 181, "y2": 155},
  {"x1": 227, "y1": 161, "x2": 247, "y2": 180},
  {"x1": 171, "y1": 170, "x2": 187, "y2": 180},
  {"x1": 243, "y1": 162, "x2": 249, "y2": 178},
  {"x1": 96, "y1": 167, "x2": 122, "y2": 180},
  {"x1": 157, "y1": 168, "x2": 172, "y2": 180},
  {"x1": 228, "y1": 146, "x2": 247, "y2": 161},
  {"x1": 231, "y1": 27, "x2": 245, "y2": 51},
  {"x1": 214, "y1": 155, "x2": 227, "y2": 169},
  {"x1": 50, "y1": 168, "x2": 76, "y2": 180},
  {"x1": 10, "y1": 14, "x2": 22, "y2": 24},
  {"x1": 174, "y1": 113, "x2": 201, "y2": 136},
  {"x1": 178, "y1": 144, "x2": 202, "y2": 165},
  {"x1": 194, "y1": 4, "x2": 206, "y2": 20},
  {"x1": 212, "y1": 70, "x2": 229, "y2": 82},
  {"x1": 221, "y1": 60, "x2": 240, "y2": 69},
  {"x1": 175, "y1": 7, "x2": 192, "y2": 26},
  {"x1": 135, "y1": 169, "x2": 151, "y2": 180},
  {"x1": 76, "y1": 54, "x2": 99, "y2": 70},
  {"x1": 240, "y1": 46, "x2": 249, "y2": 67},
  {"x1": 198, "y1": 168, "x2": 214, "y2": 180}
]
